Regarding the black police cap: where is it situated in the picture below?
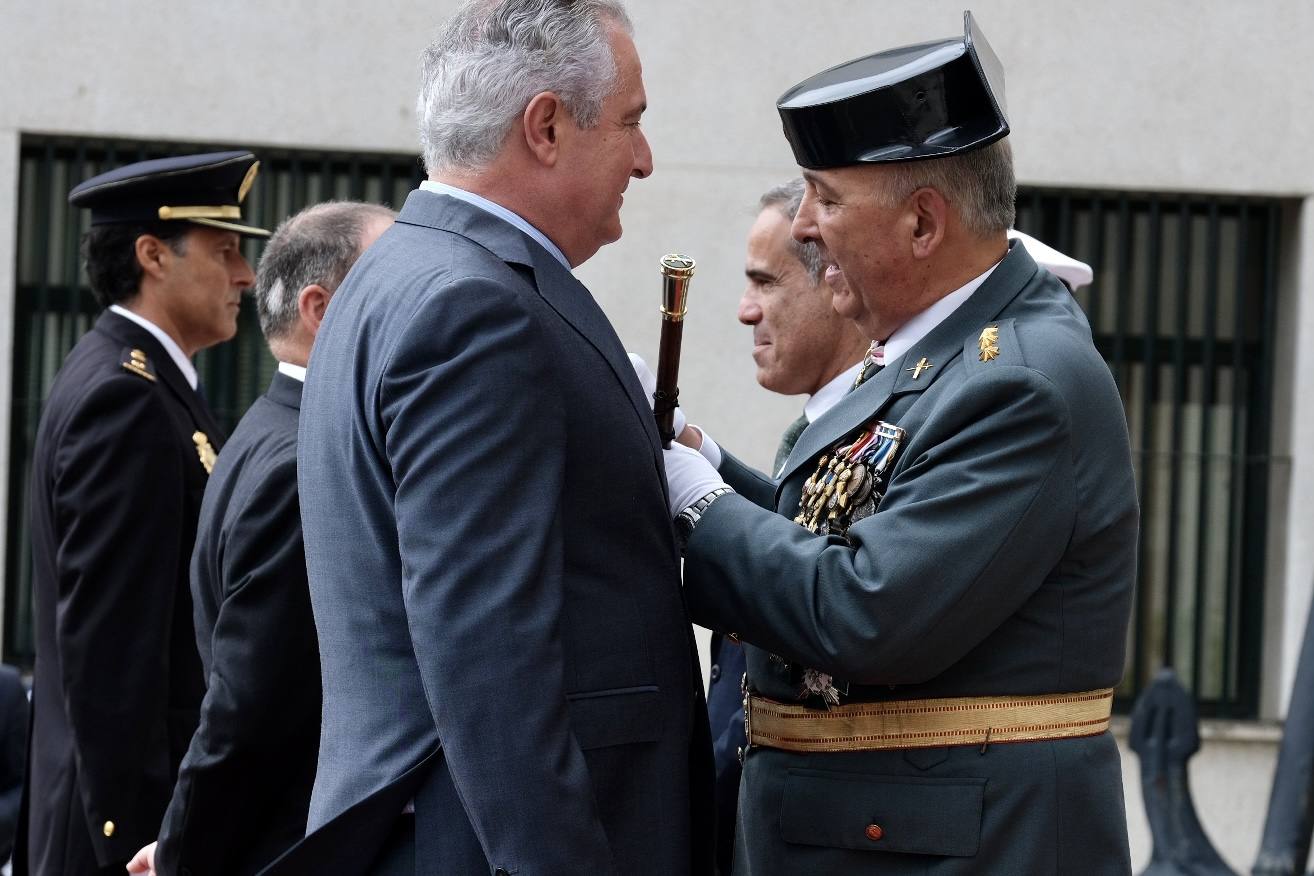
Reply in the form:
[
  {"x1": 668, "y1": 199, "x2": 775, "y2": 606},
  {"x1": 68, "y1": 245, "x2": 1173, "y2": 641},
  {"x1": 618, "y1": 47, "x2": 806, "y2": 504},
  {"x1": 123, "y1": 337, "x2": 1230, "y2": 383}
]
[
  {"x1": 68, "y1": 150, "x2": 270, "y2": 238},
  {"x1": 777, "y1": 11, "x2": 1008, "y2": 169}
]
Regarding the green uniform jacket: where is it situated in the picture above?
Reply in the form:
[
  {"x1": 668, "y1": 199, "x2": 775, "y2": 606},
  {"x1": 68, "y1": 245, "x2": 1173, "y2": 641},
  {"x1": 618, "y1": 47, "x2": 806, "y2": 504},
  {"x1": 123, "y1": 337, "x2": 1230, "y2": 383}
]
[{"x1": 685, "y1": 242, "x2": 1138, "y2": 875}]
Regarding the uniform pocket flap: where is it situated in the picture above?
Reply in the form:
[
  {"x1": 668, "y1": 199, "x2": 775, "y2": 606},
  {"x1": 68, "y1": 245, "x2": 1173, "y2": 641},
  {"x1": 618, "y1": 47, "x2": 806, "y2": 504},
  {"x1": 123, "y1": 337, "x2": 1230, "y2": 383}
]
[
  {"x1": 780, "y1": 769, "x2": 985, "y2": 857},
  {"x1": 567, "y1": 685, "x2": 664, "y2": 750}
]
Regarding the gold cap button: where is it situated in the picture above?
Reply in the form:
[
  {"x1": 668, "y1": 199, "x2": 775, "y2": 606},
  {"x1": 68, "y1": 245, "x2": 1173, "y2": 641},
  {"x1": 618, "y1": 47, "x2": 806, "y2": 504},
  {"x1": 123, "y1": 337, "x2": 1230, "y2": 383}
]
[{"x1": 103, "y1": 820, "x2": 115, "y2": 837}]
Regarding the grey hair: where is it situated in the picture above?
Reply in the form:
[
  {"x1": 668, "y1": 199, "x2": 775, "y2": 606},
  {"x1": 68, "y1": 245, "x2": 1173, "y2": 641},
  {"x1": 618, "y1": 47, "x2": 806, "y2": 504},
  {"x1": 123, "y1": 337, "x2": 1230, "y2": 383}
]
[
  {"x1": 876, "y1": 137, "x2": 1017, "y2": 237},
  {"x1": 416, "y1": 0, "x2": 634, "y2": 175},
  {"x1": 759, "y1": 178, "x2": 824, "y2": 285},
  {"x1": 255, "y1": 201, "x2": 396, "y2": 341}
]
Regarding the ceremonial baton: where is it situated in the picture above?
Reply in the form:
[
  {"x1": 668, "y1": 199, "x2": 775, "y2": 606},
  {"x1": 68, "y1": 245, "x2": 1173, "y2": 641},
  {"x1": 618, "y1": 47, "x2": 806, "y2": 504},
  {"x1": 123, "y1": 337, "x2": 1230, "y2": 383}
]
[{"x1": 655, "y1": 253, "x2": 695, "y2": 447}]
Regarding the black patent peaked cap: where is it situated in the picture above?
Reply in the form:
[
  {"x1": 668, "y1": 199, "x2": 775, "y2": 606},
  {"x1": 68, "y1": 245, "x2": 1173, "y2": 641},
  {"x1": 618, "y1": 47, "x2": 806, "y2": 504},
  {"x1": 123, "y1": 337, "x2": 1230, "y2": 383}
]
[
  {"x1": 68, "y1": 150, "x2": 270, "y2": 238},
  {"x1": 777, "y1": 11, "x2": 1009, "y2": 169}
]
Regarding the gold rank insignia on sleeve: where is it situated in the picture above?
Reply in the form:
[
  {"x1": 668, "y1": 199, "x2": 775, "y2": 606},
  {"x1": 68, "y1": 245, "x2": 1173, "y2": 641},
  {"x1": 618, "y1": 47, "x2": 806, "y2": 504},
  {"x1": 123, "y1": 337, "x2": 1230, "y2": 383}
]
[
  {"x1": 978, "y1": 325, "x2": 1001, "y2": 362},
  {"x1": 121, "y1": 348, "x2": 156, "y2": 382},
  {"x1": 192, "y1": 432, "x2": 217, "y2": 475}
]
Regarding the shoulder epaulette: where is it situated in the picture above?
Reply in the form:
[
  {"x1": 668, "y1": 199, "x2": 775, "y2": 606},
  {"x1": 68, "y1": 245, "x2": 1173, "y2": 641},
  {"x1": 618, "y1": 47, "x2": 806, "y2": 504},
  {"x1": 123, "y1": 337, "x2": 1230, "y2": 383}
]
[
  {"x1": 965, "y1": 319, "x2": 1023, "y2": 372},
  {"x1": 120, "y1": 347, "x2": 157, "y2": 382}
]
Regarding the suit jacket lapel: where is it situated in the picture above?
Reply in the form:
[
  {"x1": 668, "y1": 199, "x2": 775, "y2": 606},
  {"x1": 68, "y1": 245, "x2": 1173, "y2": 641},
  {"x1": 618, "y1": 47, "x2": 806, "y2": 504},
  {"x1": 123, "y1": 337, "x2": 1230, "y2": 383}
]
[
  {"x1": 95, "y1": 311, "x2": 225, "y2": 444},
  {"x1": 395, "y1": 191, "x2": 663, "y2": 454},
  {"x1": 774, "y1": 241, "x2": 1042, "y2": 496}
]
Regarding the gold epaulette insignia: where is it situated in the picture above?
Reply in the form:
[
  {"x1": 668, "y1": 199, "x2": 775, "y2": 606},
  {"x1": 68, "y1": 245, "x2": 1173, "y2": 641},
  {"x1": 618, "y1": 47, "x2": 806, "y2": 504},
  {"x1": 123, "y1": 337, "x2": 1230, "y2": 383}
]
[
  {"x1": 192, "y1": 431, "x2": 217, "y2": 475},
  {"x1": 122, "y1": 348, "x2": 156, "y2": 382},
  {"x1": 978, "y1": 325, "x2": 1000, "y2": 362}
]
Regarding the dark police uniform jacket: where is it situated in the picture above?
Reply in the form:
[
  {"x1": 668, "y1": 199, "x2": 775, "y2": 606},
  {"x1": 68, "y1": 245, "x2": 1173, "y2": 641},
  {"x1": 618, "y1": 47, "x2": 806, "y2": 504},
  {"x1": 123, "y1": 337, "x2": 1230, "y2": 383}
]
[
  {"x1": 684, "y1": 243, "x2": 1139, "y2": 875},
  {"x1": 20, "y1": 310, "x2": 221, "y2": 874},
  {"x1": 154, "y1": 371, "x2": 319, "y2": 875},
  {"x1": 277, "y1": 191, "x2": 713, "y2": 875}
]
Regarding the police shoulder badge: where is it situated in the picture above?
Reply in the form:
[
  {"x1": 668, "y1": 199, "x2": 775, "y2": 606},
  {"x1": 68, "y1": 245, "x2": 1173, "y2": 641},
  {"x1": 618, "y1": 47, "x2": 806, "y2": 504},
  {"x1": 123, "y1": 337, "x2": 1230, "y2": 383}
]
[
  {"x1": 121, "y1": 348, "x2": 156, "y2": 382},
  {"x1": 192, "y1": 431, "x2": 217, "y2": 475}
]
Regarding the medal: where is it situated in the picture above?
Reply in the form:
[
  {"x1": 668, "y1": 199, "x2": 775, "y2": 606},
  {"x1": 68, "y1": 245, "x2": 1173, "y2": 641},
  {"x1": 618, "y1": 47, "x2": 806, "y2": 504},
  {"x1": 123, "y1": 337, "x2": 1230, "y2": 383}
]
[{"x1": 793, "y1": 421, "x2": 906, "y2": 540}]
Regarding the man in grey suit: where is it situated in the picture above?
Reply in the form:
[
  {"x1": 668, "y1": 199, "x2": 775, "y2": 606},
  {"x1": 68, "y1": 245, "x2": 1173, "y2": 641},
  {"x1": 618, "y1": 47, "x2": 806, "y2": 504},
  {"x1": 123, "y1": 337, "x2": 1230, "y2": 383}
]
[
  {"x1": 662, "y1": 14, "x2": 1138, "y2": 874},
  {"x1": 290, "y1": 2, "x2": 713, "y2": 874}
]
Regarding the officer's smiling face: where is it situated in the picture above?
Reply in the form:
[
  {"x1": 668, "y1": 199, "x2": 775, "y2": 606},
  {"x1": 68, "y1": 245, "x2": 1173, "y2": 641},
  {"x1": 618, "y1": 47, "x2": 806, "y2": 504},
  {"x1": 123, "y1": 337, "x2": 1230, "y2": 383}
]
[
  {"x1": 160, "y1": 226, "x2": 256, "y2": 354},
  {"x1": 792, "y1": 166, "x2": 925, "y2": 342}
]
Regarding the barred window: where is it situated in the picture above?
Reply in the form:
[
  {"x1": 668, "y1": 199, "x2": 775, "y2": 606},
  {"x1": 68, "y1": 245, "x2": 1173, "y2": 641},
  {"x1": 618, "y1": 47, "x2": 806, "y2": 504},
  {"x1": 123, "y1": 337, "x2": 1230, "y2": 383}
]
[{"x1": 4, "y1": 137, "x2": 1287, "y2": 719}]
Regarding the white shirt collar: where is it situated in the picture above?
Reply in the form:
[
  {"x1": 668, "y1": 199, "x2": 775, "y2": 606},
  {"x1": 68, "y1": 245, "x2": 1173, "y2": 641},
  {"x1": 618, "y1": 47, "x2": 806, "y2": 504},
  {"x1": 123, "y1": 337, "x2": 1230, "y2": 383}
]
[
  {"x1": 108, "y1": 304, "x2": 198, "y2": 390},
  {"x1": 805, "y1": 360, "x2": 864, "y2": 423},
  {"x1": 418, "y1": 180, "x2": 571, "y2": 271},
  {"x1": 881, "y1": 260, "x2": 1002, "y2": 366},
  {"x1": 277, "y1": 361, "x2": 307, "y2": 383}
]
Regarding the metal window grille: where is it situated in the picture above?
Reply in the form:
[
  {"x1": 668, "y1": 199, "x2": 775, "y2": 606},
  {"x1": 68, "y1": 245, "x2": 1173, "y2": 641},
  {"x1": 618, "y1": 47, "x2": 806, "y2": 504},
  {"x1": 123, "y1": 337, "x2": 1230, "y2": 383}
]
[
  {"x1": 1015, "y1": 189, "x2": 1282, "y2": 719},
  {"x1": 6, "y1": 134, "x2": 424, "y2": 666},
  {"x1": 4, "y1": 137, "x2": 1286, "y2": 719}
]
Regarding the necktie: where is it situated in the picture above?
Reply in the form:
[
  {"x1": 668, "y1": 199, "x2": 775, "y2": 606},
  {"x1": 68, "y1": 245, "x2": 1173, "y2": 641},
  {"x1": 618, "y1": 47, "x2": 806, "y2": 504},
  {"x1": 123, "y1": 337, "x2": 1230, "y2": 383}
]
[
  {"x1": 851, "y1": 341, "x2": 886, "y2": 391},
  {"x1": 774, "y1": 413, "x2": 809, "y2": 477}
]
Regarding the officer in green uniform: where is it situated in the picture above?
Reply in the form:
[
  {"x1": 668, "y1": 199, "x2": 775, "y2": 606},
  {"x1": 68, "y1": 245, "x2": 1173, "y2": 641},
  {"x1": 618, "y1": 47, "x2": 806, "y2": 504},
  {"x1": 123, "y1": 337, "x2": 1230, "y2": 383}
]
[
  {"x1": 18, "y1": 152, "x2": 268, "y2": 875},
  {"x1": 661, "y1": 13, "x2": 1138, "y2": 874}
]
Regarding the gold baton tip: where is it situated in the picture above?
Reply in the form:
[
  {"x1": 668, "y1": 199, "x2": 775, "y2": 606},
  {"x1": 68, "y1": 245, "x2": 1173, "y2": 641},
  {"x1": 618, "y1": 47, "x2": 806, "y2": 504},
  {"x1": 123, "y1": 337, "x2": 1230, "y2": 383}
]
[{"x1": 659, "y1": 253, "x2": 696, "y2": 278}]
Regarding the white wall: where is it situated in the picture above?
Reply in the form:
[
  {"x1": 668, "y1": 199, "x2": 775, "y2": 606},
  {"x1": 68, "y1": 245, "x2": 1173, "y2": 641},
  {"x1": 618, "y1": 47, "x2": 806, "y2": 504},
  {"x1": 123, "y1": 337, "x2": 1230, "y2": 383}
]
[{"x1": 4, "y1": 0, "x2": 1313, "y2": 868}]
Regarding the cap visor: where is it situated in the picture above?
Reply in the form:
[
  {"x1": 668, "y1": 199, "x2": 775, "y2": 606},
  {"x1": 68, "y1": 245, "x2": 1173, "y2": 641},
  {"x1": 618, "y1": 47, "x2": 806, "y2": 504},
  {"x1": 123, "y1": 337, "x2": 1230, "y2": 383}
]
[{"x1": 189, "y1": 217, "x2": 271, "y2": 239}]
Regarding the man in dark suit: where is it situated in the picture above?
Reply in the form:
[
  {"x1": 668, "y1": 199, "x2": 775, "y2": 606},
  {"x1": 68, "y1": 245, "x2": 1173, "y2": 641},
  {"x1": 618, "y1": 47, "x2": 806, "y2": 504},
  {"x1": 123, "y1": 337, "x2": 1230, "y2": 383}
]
[
  {"x1": 0, "y1": 665, "x2": 28, "y2": 864},
  {"x1": 663, "y1": 14, "x2": 1138, "y2": 874},
  {"x1": 19, "y1": 152, "x2": 268, "y2": 875},
  {"x1": 123, "y1": 202, "x2": 394, "y2": 876},
  {"x1": 286, "y1": 2, "x2": 713, "y2": 874}
]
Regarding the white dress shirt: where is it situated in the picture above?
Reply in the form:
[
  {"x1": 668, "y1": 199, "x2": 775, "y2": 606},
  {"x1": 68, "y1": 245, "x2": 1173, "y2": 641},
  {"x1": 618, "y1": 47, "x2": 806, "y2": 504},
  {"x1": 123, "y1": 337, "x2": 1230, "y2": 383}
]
[
  {"x1": 418, "y1": 180, "x2": 571, "y2": 271},
  {"x1": 804, "y1": 361, "x2": 865, "y2": 424},
  {"x1": 108, "y1": 304, "x2": 198, "y2": 390}
]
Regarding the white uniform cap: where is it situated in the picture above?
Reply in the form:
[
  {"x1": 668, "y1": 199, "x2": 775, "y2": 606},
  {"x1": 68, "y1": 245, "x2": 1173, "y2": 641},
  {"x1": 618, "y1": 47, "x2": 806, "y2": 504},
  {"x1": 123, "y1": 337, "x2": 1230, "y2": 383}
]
[{"x1": 1008, "y1": 229, "x2": 1094, "y2": 291}]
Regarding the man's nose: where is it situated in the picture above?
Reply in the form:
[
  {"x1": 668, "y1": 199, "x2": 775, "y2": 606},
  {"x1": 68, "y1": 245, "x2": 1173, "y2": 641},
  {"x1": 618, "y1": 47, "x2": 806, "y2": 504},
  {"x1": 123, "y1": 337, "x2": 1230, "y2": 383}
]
[
  {"x1": 235, "y1": 256, "x2": 256, "y2": 288},
  {"x1": 632, "y1": 129, "x2": 653, "y2": 180},
  {"x1": 738, "y1": 289, "x2": 762, "y2": 326},
  {"x1": 791, "y1": 194, "x2": 819, "y2": 245}
]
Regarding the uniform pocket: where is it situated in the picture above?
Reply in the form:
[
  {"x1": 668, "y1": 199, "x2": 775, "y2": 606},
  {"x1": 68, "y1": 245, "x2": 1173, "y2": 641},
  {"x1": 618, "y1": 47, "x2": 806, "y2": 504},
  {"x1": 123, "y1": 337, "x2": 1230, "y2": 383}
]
[
  {"x1": 779, "y1": 768, "x2": 985, "y2": 856},
  {"x1": 566, "y1": 685, "x2": 663, "y2": 750}
]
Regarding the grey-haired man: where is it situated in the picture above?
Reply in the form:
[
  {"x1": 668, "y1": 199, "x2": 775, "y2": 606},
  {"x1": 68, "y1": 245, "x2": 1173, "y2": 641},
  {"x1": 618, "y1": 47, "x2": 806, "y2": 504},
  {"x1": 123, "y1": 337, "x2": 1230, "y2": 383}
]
[{"x1": 284, "y1": 2, "x2": 714, "y2": 875}]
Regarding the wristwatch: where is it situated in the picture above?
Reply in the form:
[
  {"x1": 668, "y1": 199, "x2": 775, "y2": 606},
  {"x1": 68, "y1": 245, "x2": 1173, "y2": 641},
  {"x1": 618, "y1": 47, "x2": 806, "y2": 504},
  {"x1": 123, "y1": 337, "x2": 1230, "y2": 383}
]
[{"x1": 674, "y1": 487, "x2": 734, "y2": 556}]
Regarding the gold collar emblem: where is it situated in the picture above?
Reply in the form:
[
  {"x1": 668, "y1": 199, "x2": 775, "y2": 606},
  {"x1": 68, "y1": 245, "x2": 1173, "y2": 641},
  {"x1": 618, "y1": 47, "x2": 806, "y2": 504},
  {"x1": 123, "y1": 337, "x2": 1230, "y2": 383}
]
[{"x1": 979, "y1": 325, "x2": 1001, "y2": 362}]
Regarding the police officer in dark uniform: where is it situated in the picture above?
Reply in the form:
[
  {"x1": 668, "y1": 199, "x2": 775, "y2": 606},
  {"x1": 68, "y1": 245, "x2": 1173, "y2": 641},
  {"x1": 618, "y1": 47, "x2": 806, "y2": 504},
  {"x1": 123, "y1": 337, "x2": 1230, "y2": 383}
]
[{"x1": 18, "y1": 152, "x2": 268, "y2": 875}]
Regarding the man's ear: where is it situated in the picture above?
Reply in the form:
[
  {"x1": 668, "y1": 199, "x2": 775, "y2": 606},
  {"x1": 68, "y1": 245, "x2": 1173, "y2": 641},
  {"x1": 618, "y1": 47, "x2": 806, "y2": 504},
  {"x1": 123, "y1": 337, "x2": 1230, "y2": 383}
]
[
  {"x1": 908, "y1": 187, "x2": 949, "y2": 260},
  {"x1": 522, "y1": 91, "x2": 564, "y2": 167},
  {"x1": 134, "y1": 234, "x2": 174, "y2": 281},
  {"x1": 298, "y1": 284, "x2": 332, "y2": 336}
]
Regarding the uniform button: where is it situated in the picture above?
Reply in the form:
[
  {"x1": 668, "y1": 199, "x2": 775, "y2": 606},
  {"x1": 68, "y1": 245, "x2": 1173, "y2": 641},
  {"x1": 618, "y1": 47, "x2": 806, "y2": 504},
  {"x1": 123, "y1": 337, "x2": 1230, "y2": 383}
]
[
  {"x1": 103, "y1": 820, "x2": 115, "y2": 837},
  {"x1": 865, "y1": 824, "x2": 884, "y2": 841},
  {"x1": 710, "y1": 664, "x2": 721, "y2": 682}
]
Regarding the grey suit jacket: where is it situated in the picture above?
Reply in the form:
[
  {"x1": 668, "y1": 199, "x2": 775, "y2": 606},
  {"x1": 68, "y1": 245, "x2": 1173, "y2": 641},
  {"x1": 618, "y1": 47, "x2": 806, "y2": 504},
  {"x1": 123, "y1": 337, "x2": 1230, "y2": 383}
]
[
  {"x1": 293, "y1": 191, "x2": 713, "y2": 876},
  {"x1": 685, "y1": 243, "x2": 1138, "y2": 875}
]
